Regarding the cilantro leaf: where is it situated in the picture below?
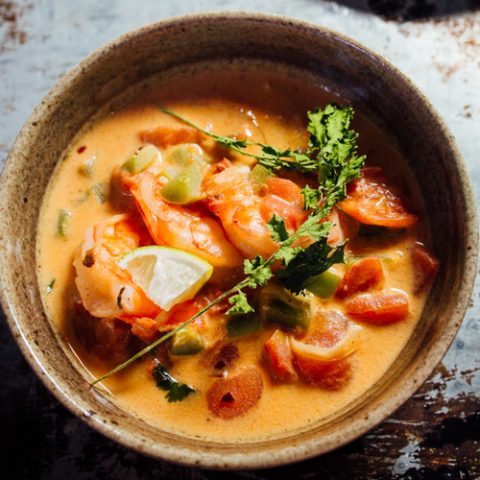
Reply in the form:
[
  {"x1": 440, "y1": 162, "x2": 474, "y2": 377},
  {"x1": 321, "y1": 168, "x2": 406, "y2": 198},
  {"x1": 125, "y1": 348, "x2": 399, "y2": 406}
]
[
  {"x1": 277, "y1": 238, "x2": 346, "y2": 294},
  {"x1": 227, "y1": 291, "x2": 255, "y2": 315},
  {"x1": 307, "y1": 104, "x2": 354, "y2": 153},
  {"x1": 166, "y1": 383, "x2": 196, "y2": 403},
  {"x1": 306, "y1": 104, "x2": 365, "y2": 215},
  {"x1": 266, "y1": 214, "x2": 289, "y2": 242},
  {"x1": 215, "y1": 136, "x2": 249, "y2": 150},
  {"x1": 91, "y1": 104, "x2": 366, "y2": 387},
  {"x1": 244, "y1": 256, "x2": 273, "y2": 287},
  {"x1": 302, "y1": 185, "x2": 320, "y2": 210},
  {"x1": 256, "y1": 145, "x2": 316, "y2": 173},
  {"x1": 275, "y1": 246, "x2": 303, "y2": 266},
  {"x1": 152, "y1": 364, "x2": 195, "y2": 403},
  {"x1": 291, "y1": 216, "x2": 331, "y2": 243}
]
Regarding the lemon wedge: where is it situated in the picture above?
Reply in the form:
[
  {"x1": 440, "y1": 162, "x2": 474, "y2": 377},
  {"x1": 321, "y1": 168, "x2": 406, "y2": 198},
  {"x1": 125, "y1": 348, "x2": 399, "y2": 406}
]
[{"x1": 117, "y1": 246, "x2": 213, "y2": 311}]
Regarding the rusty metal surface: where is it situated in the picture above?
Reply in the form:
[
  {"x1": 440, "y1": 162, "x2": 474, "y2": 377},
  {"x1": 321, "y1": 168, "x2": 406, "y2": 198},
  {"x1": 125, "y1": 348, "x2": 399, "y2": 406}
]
[{"x1": 0, "y1": 1, "x2": 479, "y2": 478}]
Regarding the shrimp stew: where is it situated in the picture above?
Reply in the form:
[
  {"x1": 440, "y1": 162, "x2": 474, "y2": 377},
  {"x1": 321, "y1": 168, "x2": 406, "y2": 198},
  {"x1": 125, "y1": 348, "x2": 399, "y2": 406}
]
[{"x1": 37, "y1": 65, "x2": 438, "y2": 441}]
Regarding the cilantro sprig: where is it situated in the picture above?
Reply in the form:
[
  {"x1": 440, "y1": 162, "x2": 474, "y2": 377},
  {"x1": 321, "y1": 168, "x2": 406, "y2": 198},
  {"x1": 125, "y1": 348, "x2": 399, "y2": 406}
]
[
  {"x1": 152, "y1": 364, "x2": 195, "y2": 402},
  {"x1": 90, "y1": 103, "x2": 365, "y2": 388},
  {"x1": 160, "y1": 107, "x2": 317, "y2": 173}
]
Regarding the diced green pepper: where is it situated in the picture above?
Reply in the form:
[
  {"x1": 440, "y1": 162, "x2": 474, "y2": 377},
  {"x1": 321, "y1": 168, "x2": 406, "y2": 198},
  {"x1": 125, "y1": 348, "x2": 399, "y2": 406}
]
[
  {"x1": 305, "y1": 270, "x2": 341, "y2": 298},
  {"x1": 168, "y1": 144, "x2": 207, "y2": 166},
  {"x1": 170, "y1": 329, "x2": 205, "y2": 355},
  {"x1": 122, "y1": 145, "x2": 160, "y2": 174},
  {"x1": 56, "y1": 209, "x2": 71, "y2": 237},
  {"x1": 46, "y1": 279, "x2": 55, "y2": 294},
  {"x1": 227, "y1": 313, "x2": 262, "y2": 338},
  {"x1": 90, "y1": 182, "x2": 109, "y2": 204},
  {"x1": 249, "y1": 164, "x2": 272, "y2": 185},
  {"x1": 160, "y1": 162, "x2": 205, "y2": 204},
  {"x1": 78, "y1": 156, "x2": 96, "y2": 177},
  {"x1": 259, "y1": 283, "x2": 311, "y2": 330}
]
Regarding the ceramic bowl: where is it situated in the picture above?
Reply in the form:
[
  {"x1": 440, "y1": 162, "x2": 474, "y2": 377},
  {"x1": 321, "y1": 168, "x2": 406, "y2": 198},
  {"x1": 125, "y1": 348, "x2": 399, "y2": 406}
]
[{"x1": 0, "y1": 12, "x2": 477, "y2": 469}]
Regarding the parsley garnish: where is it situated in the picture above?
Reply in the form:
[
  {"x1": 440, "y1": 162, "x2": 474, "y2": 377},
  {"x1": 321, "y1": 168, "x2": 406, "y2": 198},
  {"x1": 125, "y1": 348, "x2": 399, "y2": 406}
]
[
  {"x1": 277, "y1": 238, "x2": 346, "y2": 294},
  {"x1": 90, "y1": 103, "x2": 365, "y2": 387},
  {"x1": 152, "y1": 364, "x2": 195, "y2": 402},
  {"x1": 160, "y1": 107, "x2": 316, "y2": 173}
]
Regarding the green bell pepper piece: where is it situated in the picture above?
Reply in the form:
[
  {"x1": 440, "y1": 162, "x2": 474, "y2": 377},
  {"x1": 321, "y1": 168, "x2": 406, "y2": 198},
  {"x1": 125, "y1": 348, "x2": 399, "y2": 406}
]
[
  {"x1": 170, "y1": 329, "x2": 205, "y2": 356},
  {"x1": 305, "y1": 270, "x2": 341, "y2": 298},
  {"x1": 122, "y1": 144, "x2": 160, "y2": 174},
  {"x1": 227, "y1": 313, "x2": 262, "y2": 338},
  {"x1": 259, "y1": 283, "x2": 311, "y2": 330},
  {"x1": 160, "y1": 161, "x2": 205, "y2": 204}
]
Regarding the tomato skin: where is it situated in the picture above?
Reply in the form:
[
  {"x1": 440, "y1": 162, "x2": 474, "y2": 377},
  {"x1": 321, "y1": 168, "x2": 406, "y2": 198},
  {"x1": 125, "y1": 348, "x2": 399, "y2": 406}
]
[
  {"x1": 344, "y1": 291, "x2": 409, "y2": 324},
  {"x1": 206, "y1": 367, "x2": 263, "y2": 419},
  {"x1": 411, "y1": 243, "x2": 439, "y2": 293},
  {"x1": 163, "y1": 300, "x2": 200, "y2": 327},
  {"x1": 150, "y1": 299, "x2": 206, "y2": 339},
  {"x1": 260, "y1": 195, "x2": 305, "y2": 232},
  {"x1": 294, "y1": 357, "x2": 352, "y2": 390},
  {"x1": 335, "y1": 257, "x2": 384, "y2": 299},
  {"x1": 338, "y1": 167, "x2": 418, "y2": 228},
  {"x1": 264, "y1": 330, "x2": 297, "y2": 382},
  {"x1": 139, "y1": 126, "x2": 203, "y2": 148},
  {"x1": 266, "y1": 177, "x2": 304, "y2": 203},
  {"x1": 260, "y1": 177, "x2": 306, "y2": 232},
  {"x1": 118, "y1": 315, "x2": 159, "y2": 342},
  {"x1": 292, "y1": 311, "x2": 353, "y2": 390}
]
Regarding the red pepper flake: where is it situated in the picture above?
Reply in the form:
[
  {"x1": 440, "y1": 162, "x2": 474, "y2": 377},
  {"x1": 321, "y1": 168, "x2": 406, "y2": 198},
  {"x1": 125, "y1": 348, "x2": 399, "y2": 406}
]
[{"x1": 77, "y1": 145, "x2": 87, "y2": 154}]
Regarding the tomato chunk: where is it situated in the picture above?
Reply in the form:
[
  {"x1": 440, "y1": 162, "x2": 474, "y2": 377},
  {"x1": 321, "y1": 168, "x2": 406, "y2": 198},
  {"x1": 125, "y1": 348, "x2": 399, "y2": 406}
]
[
  {"x1": 162, "y1": 300, "x2": 200, "y2": 326},
  {"x1": 335, "y1": 257, "x2": 384, "y2": 299},
  {"x1": 411, "y1": 243, "x2": 439, "y2": 293},
  {"x1": 260, "y1": 177, "x2": 306, "y2": 232},
  {"x1": 295, "y1": 358, "x2": 352, "y2": 390},
  {"x1": 206, "y1": 367, "x2": 263, "y2": 419},
  {"x1": 266, "y1": 177, "x2": 304, "y2": 203},
  {"x1": 139, "y1": 126, "x2": 203, "y2": 148},
  {"x1": 338, "y1": 167, "x2": 417, "y2": 228},
  {"x1": 264, "y1": 330, "x2": 297, "y2": 382},
  {"x1": 72, "y1": 302, "x2": 134, "y2": 364},
  {"x1": 344, "y1": 291, "x2": 409, "y2": 324},
  {"x1": 118, "y1": 315, "x2": 159, "y2": 342},
  {"x1": 293, "y1": 311, "x2": 353, "y2": 390}
]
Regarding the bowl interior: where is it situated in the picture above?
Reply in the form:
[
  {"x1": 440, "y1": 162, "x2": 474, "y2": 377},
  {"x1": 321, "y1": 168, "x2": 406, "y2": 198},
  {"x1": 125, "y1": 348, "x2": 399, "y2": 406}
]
[{"x1": 0, "y1": 13, "x2": 477, "y2": 469}]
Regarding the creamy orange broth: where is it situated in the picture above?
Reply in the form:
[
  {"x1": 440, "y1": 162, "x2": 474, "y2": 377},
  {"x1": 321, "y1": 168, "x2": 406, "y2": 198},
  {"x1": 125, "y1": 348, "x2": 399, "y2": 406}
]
[{"x1": 37, "y1": 65, "x2": 430, "y2": 441}]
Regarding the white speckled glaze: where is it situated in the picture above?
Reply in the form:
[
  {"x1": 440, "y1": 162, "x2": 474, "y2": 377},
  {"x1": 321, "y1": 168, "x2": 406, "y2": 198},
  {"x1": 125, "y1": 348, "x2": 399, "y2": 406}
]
[{"x1": 0, "y1": 13, "x2": 477, "y2": 469}]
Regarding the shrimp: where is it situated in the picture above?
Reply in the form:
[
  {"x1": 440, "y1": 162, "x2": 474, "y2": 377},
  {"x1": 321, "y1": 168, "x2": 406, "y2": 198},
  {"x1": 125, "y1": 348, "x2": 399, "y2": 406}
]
[
  {"x1": 124, "y1": 168, "x2": 244, "y2": 268},
  {"x1": 204, "y1": 164, "x2": 307, "y2": 258},
  {"x1": 73, "y1": 214, "x2": 160, "y2": 320}
]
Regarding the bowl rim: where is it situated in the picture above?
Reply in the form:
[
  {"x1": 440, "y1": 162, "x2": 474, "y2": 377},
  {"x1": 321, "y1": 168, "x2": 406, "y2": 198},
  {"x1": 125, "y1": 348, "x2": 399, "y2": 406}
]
[{"x1": 0, "y1": 10, "x2": 478, "y2": 470}]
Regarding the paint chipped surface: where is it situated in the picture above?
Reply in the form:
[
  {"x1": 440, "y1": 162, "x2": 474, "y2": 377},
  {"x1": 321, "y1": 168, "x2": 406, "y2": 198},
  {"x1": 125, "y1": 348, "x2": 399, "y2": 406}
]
[
  {"x1": 0, "y1": 1, "x2": 479, "y2": 478},
  {"x1": 393, "y1": 434, "x2": 422, "y2": 476}
]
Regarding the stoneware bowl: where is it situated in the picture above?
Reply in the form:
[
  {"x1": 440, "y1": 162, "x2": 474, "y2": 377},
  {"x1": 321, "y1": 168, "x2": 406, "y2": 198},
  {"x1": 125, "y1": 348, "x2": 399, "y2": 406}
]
[{"x1": 0, "y1": 12, "x2": 477, "y2": 469}]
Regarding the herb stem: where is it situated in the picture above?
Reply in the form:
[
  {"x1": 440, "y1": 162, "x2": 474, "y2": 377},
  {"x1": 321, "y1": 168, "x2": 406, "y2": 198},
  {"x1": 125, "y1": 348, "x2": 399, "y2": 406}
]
[
  {"x1": 160, "y1": 107, "x2": 256, "y2": 150},
  {"x1": 90, "y1": 280, "x2": 249, "y2": 386},
  {"x1": 160, "y1": 107, "x2": 303, "y2": 166},
  {"x1": 91, "y1": 104, "x2": 365, "y2": 386},
  {"x1": 91, "y1": 209, "x2": 328, "y2": 385}
]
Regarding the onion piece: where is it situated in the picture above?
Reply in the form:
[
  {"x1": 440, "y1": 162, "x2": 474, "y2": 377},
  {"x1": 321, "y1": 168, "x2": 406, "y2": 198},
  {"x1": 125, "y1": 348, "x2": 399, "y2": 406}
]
[{"x1": 289, "y1": 324, "x2": 362, "y2": 363}]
